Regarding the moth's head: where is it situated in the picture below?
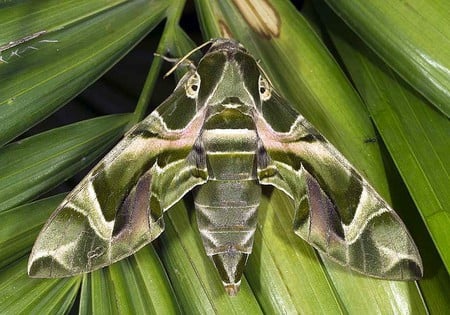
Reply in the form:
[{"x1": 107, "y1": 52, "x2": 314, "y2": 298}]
[
  {"x1": 204, "y1": 38, "x2": 248, "y2": 55},
  {"x1": 189, "y1": 39, "x2": 271, "y2": 112}
]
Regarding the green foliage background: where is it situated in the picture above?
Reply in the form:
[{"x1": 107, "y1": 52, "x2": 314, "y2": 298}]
[{"x1": 0, "y1": 0, "x2": 448, "y2": 313}]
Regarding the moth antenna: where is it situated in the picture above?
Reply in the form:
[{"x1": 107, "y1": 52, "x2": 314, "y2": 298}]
[
  {"x1": 153, "y1": 53, "x2": 179, "y2": 63},
  {"x1": 256, "y1": 59, "x2": 274, "y2": 88},
  {"x1": 160, "y1": 39, "x2": 215, "y2": 78}
]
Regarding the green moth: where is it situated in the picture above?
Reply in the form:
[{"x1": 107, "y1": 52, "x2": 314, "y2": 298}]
[{"x1": 28, "y1": 39, "x2": 422, "y2": 295}]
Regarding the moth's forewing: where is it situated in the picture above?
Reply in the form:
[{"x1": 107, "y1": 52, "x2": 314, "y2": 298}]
[
  {"x1": 28, "y1": 72, "x2": 207, "y2": 278},
  {"x1": 29, "y1": 38, "x2": 422, "y2": 295},
  {"x1": 255, "y1": 90, "x2": 423, "y2": 279}
]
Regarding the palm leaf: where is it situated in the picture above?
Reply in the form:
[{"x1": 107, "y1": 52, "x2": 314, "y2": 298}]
[{"x1": 0, "y1": 0, "x2": 448, "y2": 313}]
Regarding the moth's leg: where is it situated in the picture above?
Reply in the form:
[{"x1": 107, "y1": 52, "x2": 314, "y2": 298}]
[
  {"x1": 256, "y1": 139, "x2": 277, "y2": 180},
  {"x1": 188, "y1": 134, "x2": 208, "y2": 180}
]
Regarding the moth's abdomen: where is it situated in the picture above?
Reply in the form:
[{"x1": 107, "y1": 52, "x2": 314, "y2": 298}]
[
  {"x1": 195, "y1": 180, "x2": 260, "y2": 294},
  {"x1": 193, "y1": 127, "x2": 260, "y2": 295}
]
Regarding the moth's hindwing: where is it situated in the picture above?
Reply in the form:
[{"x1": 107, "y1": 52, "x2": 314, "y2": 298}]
[
  {"x1": 28, "y1": 71, "x2": 207, "y2": 277},
  {"x1": 255, "y1": 89, "x2": 423, "y2": 280}
]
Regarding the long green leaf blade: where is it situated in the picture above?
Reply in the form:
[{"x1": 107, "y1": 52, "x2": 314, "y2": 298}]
[
  {"x1": 324, "y1": 0, "x2": 450, "y2": 117},
  {"x1": 0, "y1": 257, "x2": 81, "y2": 314},
  {"x1": 0, "y1": 194, "x2": 66, "y2": 269},
  {"x1": 79, "y1": 247, "x2": 180, "y2": 314},
  {"x1": 0, "y1": 0, "x2": 169, "y2": 145}
]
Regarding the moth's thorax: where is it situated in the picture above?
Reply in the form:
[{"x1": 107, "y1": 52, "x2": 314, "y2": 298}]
[
  {"x1": 197, "y1": 47, "x2": 261, "y2": 112},
  {"x1": 204, "y1": 106, "x2": 254, "y2": 129}
]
